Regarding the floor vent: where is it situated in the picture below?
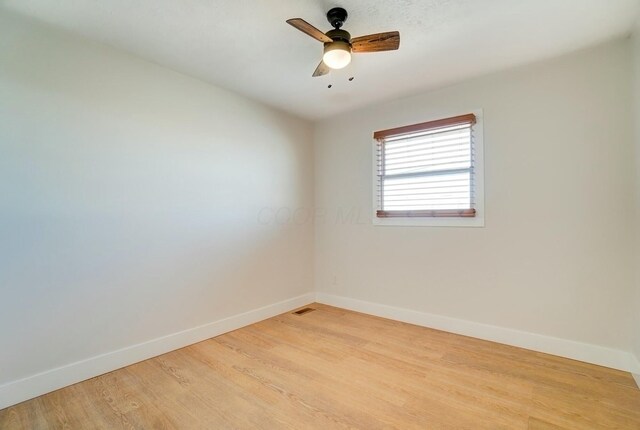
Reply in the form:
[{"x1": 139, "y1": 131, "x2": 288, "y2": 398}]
[{"x1": 293, "y1": 307, "x2": 315, "y2": 315}]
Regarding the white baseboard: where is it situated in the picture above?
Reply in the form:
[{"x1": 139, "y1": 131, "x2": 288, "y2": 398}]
[
  {"x1": 0, "y1": 293, "x2": 315, "y2": 410},
  {"x1": 632, "y1": 354, "x2": 640, "y2": 389},
  {"x1": 316, "y1": 293, "x2": 640, "y2": 374}
]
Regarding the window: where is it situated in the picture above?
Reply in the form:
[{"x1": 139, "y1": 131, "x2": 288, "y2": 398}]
[{"x1": 373, "y1": 111, "x2": 484, "y2": 227}]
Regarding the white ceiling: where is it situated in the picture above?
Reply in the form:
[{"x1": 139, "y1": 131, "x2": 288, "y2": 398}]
[{"x1": 3, "y1": 0, "x2": 639, "y2": 120}]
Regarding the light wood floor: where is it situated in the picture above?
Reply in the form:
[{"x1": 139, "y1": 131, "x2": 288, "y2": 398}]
[{"x1": 1, "y1": 303, "x2": 639, "y2": 429}]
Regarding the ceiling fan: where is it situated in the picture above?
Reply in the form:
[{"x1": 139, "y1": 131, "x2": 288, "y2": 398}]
[{"x1": 286, "y1": 7, "x2": 400, "y2": 77}]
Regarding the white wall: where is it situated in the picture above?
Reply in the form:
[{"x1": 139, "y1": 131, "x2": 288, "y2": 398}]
[
  {"x1": 632, "y1": 22, "x2": 640, "y2": 373},
  {"x1": 0, "y1": 10, "x2": 314, "y2": 393},
  {"x1": 315, "y1": 39, "x2": 636, "y2": 353}
]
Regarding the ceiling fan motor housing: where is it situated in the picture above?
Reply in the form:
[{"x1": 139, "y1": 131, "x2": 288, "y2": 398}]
[{"x1": 325, "y1": 29, "x2": 351, "y2": 44}]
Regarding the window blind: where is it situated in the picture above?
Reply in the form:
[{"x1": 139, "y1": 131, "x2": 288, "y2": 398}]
[{"x1": 374, "y1": 114, "x2": 477, "y2": 218}]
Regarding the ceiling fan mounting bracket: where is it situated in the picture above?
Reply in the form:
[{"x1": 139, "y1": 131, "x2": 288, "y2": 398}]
[{"x1": 327, "y1": 7, "x2": 348, "y2": 29}]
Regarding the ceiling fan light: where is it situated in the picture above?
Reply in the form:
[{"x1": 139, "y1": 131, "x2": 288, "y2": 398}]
[{"x1": 323, "y1": 41, "x2": 352, "y2": 69}]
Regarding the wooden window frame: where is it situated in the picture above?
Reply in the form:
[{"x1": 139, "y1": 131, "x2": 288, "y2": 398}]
[
  {"x1": 372, "y1": 111, "x2": 485, "y2": 227},
  {"x1": 373, "y1": 113, "x2": 477, "y2": 140}
]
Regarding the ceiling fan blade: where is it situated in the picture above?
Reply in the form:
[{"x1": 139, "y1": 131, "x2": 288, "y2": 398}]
[
  {"x1": 312, "y1": 61, "x2": 331, "y2": 77},
  {"x1": 286, "y1": 18, "x2": 333, "y2": 43},
  {"x1": 351, "y1": 31, "x2": 400, "y2": 53}
]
